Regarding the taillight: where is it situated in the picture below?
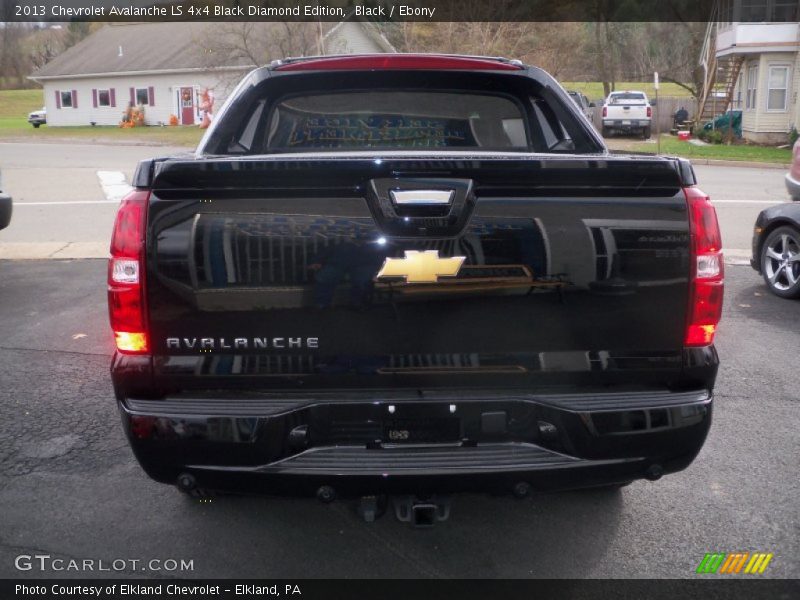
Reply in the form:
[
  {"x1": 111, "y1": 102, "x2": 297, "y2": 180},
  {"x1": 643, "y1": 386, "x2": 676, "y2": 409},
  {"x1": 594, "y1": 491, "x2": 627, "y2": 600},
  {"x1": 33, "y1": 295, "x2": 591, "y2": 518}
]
[
  {"x1": 684, "y1": 186, "x2": 723, "y2": 346},
  {"x1": 108, "y1": 189, "x2": 149, "y2": 353},
  {"x1": 602, "y1": 106, "x2": 607, "y2": 118},
  {"x1": 647, "y1": 106, "x2": 652, "y2": 118}
]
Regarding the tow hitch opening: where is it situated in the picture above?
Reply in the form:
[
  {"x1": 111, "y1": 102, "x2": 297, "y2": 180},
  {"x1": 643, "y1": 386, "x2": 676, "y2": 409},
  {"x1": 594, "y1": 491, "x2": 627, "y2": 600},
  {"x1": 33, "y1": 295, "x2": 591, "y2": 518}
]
[{"x1": 392, "y1": 495, "x2": 451, "y2": 528}]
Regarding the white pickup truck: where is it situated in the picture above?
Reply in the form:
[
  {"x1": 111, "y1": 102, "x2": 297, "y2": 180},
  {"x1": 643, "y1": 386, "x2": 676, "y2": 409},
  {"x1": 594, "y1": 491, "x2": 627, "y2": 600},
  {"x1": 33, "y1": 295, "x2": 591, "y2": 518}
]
[{"x1": 601, "y1": 91, "x2": 652, "y2": 139}]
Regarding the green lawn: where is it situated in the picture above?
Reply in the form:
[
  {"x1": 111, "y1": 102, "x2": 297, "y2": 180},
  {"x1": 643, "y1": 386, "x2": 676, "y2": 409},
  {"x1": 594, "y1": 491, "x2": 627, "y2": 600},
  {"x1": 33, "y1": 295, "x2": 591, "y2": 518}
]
[
  {"x1": 562, "y1": 82, "x2": 693, "y2": 101},
  {"x1": 0, "y1": 88, "x2": 43, "y2": 116},
  {"x1": 609, "y1": 134, "x2": 792, "y2": 164},
  {"x1": 0, "y1": 89, "x2": 203, "y2": 147}
]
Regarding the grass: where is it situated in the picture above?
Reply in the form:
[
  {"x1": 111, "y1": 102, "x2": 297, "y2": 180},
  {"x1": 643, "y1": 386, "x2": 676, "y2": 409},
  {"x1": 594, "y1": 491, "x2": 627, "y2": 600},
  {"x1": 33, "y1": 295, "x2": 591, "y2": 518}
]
[
  {"x1": 0, "y1": 89, "x2": 203, "y2": 147},
  {"x1": 609, "y1": 134, "x2": 792, "y2": 164},
  {"x1": 561, "y1": 82, "x2": 693, "y2": 101},
  {"x1": 0, "y1": 88, "x2": 43, "y2": 116}
]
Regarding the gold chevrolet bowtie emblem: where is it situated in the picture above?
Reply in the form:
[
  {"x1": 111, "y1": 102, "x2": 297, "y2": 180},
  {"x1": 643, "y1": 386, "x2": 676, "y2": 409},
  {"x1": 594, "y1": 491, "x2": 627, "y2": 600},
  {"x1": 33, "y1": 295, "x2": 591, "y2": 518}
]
[{"x1": 376, "y1": 250, "x2": 466, "y2": 283}]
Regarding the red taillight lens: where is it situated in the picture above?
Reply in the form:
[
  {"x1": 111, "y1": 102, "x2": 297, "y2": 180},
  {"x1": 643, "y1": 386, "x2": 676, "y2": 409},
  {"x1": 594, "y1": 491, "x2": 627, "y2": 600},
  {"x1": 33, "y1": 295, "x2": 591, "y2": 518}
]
[
  {"x1": 647, "y1": 106, "x2": 652, "y2": 118},
  {"x1": 602, "y1": 106, "x2": 607, "y2": 118},
  {"x1": 684, "y1": 187, "x2": 723, "y2": 347},
  {"x1": 108, "y1": 189, "x2": 149, "y2": 353}
]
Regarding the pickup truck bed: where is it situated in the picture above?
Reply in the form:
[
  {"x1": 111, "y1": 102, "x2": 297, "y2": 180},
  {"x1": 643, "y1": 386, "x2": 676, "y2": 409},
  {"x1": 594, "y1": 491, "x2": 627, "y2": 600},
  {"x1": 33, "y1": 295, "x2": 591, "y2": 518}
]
[{"x1": 108, "y1": 56, "x2": 722, "y2": 501}]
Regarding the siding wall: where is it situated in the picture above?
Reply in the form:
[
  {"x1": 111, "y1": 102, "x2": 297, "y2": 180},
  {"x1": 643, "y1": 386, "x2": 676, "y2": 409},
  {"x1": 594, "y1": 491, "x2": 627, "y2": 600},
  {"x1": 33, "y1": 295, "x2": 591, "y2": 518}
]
[
  {"x1": 42, "y1": 70, "x2": 247, "y2": 127},
  {"x1": 738, "y1": 52, "x2": 798, "y2": 141}
]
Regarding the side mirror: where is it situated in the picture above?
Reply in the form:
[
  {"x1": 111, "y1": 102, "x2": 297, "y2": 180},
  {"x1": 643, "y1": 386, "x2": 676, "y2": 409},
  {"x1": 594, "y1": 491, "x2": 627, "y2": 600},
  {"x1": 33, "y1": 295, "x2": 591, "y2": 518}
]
[
  {"x1": 650, "y1": 99, "x2": 657, "y2": 106},
  {"x1": 588, "y1": 102, "x2": 596, "y2": 108}
]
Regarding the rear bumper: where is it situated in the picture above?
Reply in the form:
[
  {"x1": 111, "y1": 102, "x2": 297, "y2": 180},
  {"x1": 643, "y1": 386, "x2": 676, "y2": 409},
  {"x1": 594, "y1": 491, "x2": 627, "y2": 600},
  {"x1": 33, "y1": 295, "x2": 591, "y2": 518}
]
[
  {"x1": 118, "y1": 388, "x2": 712, "y2": 497},
  {"x1": 603, "y1": 119, "x2": 649, "y2": 129},
  {"x1": 0, "y1": 194, "x2": 11, "y2": 231},
  {"x1": 787, "y1": 172, "x2": 800, "y2": 201}
]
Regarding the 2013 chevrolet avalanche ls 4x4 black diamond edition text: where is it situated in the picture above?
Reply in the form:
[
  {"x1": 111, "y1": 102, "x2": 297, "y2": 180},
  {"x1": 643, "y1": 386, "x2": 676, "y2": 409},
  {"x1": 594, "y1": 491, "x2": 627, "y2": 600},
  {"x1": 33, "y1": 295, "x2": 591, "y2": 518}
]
[{"x1": 109, "y1": 55, "x2": 723, "y2": 518}]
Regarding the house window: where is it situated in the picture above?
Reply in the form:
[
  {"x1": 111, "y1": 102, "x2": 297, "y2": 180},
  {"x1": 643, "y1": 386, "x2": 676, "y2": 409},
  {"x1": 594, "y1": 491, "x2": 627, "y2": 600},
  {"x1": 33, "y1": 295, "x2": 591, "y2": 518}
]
[
  {"x1": 98, "y1": 89, "x2": 111, "y2": 107},
  {"x1": 745, "y1": 64, "x2": 758, "y2": 110},
  {"x1": 136, "y1": 88, "x2": 149, "y2": 105},
  {"x1": 767, "y1": 65, "x2": 789, "y2": 111},
  {"x1": 60, "y1": 90, "x2": 74, "y2": 108}
]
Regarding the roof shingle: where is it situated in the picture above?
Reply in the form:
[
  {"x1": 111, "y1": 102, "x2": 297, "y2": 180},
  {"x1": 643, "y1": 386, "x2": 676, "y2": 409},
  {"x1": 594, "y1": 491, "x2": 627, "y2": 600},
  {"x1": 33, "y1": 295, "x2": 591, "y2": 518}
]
[{"x1": 31, "y1": 22, "x2": 254, "y2": 79}]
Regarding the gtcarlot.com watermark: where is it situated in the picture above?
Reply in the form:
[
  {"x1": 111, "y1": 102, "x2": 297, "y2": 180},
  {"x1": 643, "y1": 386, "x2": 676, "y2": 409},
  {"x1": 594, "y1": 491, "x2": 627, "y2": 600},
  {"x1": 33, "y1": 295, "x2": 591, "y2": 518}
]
[{"x1": 15, "y1": 554, "x2": 194, "y2": 573}]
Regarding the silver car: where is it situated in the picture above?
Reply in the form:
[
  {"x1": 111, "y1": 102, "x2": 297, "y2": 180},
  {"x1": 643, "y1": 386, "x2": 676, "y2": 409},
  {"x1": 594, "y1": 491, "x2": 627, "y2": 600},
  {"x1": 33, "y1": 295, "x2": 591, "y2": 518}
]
[{"x1": 28, "y1": 107, "x2": 46, "y2": 128}]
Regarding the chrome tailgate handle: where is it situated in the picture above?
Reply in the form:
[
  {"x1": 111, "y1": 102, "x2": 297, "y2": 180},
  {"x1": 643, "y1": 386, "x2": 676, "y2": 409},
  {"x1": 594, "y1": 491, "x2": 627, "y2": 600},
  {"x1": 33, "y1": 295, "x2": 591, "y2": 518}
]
[{"x1": 390, "y1": 190, "x2": 454, "y2": 206}]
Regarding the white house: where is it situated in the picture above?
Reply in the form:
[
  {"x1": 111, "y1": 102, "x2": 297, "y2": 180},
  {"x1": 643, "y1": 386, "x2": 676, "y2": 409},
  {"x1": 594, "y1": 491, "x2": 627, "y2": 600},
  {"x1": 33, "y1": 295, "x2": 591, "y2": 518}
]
[
  {"x1": 713, "y1": 0, "x2": 800, "y2": 143},
  {"x1": 29, "y1": 21, "x2": 394, "y2": 127}
]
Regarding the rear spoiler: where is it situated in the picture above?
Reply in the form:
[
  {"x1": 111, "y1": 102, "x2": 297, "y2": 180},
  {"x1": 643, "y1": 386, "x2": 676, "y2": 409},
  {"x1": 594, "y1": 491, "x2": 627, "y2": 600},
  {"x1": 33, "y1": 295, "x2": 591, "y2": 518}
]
[{"x1": 132, "y1": 155, "x2": 698, "y2": 190}]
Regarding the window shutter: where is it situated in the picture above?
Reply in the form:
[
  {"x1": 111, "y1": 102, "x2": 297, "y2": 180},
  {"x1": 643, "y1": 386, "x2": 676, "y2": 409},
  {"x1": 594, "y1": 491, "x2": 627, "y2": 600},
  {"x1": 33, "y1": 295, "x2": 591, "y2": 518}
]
[
  {"x1": 92, "y1": 89, "x2": 98, "y2": 108},
  {"x1": 72, "y1": 90, "x2": 78, "y2": 109},
  {"x1": 130, "y1": 87, "x2": 135, "y2": 105},
  {"x1": 110, "y1": 88, "x2": 116, "y2": 107},
  {"x1": 55, "y1": 90, "x2": 61, "y2": 109},
  {"x1": 148, "y1": 86, "x2": 155, "y2": 106}
]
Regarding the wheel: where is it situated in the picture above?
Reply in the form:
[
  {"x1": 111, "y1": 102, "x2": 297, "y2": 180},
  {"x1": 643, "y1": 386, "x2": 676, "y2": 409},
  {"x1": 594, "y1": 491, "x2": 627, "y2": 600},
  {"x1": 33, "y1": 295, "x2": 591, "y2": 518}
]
[
  {"x1": 601, "y1": 126, "x2": 610, "y2": 137},
  {"x1": 642, "y1": 127, "x2": 651, "y2": 140},
  {"x1": 32, "y1": 123, "x2": 40, "y2": 128},
  {"x1": 760, "y1": 226, "x2": 800, "y2": 298}
]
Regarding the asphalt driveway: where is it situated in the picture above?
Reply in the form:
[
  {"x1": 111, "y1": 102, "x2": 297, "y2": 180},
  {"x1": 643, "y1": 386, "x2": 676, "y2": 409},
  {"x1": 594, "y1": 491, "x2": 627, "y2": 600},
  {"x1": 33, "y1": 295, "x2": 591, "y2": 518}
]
[{"x1": 0, "y1": 259, "x2": 797, "y2": 578}]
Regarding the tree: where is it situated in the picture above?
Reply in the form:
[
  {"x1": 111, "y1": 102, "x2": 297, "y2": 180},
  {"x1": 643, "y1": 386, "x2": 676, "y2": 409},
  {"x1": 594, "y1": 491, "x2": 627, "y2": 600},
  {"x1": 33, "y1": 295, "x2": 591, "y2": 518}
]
[
  {"x1": 201, "y1": 22, "x2": 321, "y2": 68},
  {"x1": 379, "y1": 21, "x2": 589, "y2": 81}
]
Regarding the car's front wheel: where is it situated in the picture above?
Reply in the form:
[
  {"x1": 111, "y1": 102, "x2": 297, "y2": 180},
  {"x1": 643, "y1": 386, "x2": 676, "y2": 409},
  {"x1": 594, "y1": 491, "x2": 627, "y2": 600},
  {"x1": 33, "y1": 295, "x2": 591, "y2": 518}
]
[
  {"x1": 32, "y1": 123, "x2": 40, "y2": 128},
  {"x1": 761, "y1": 226, "x2": 800, "y2": 298}
]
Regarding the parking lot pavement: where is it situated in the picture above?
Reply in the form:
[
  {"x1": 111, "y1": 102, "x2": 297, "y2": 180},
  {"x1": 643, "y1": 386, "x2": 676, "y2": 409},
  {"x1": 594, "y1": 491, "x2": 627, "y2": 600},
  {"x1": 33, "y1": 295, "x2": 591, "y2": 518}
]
[
  {"x1": 0, "y1": 143, "x2": 191, "y2": 259},
  {"x1": 0, "y1": 259, "x2": 797, "y2": 579}
]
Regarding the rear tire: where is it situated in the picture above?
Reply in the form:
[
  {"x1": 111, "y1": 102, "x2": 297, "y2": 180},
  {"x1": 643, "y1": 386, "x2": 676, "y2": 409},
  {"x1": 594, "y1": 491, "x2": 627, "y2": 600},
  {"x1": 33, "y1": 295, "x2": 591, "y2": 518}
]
[
  {"x1": 642, "y1": 127, "x2": 651, "y2": 140},
  {"x1": 32, "y1": 123, "x2": 40, "y2": 128},
  {"x1": 760, "y1": 226, "x2": 800, "y2": 298},
  {"x1": 601, "y1": 126, "x2": 610, "y2": 137}
]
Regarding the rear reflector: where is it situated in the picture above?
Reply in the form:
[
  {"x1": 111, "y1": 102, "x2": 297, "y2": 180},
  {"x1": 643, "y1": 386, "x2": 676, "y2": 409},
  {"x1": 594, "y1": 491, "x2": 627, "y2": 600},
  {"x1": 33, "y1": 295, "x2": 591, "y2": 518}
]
[
  {"x1": 274, "y1": 55, "x2": 524, "y2": 72},
  {"x1": 684, "y1": 186, "x2": 723, "y2": 347},
  {"x1": 647, "y1": 106, "x2": 652, "y2": 118},
  {"x1": 108, "y1": 189, "x2": 149, "y2": 354}
]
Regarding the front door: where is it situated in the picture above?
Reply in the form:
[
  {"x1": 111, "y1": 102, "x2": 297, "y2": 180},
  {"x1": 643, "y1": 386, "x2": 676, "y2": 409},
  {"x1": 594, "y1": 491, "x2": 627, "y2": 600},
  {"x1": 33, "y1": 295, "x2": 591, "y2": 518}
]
[{"x1": 180, "y1": 87, "x2": 194, "y2": 125}]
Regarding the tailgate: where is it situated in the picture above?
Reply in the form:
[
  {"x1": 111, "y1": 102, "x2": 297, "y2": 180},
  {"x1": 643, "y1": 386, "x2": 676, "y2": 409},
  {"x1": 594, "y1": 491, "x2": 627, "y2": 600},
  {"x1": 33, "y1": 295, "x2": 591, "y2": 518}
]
[
  {"x1": 145, "y1": 154, "x2": 691, "y2": 393},
  {"x1": 607, "y1": 105, "x2": 648, "y2": 120}
]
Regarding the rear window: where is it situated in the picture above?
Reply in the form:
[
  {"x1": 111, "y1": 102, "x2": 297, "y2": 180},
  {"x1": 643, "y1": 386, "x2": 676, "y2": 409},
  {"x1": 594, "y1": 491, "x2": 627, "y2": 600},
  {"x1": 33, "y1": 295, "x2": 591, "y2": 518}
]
[
  {"x1": 264, "y1": 91, "x2": 528, "y2": 151},
  {"x1": 608, "y1": 92, "x2": 647, "y2": 104},
  {"x1": 201, "y1": 70, "x2": 605, "y2": 155}
]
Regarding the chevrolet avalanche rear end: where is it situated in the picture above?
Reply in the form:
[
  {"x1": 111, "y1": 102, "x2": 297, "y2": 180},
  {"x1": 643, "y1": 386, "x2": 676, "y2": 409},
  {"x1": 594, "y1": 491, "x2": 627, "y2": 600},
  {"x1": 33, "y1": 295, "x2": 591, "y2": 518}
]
[{"x1": 109, "y1": 55, "x2": 723, "y2": 504}]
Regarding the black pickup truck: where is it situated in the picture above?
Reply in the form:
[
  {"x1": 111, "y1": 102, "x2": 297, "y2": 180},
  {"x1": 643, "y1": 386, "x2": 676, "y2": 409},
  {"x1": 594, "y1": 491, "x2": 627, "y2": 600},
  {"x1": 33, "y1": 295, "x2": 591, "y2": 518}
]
[{"x1": 109, "y1": 55, "x2": 723, "y2": 517}]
